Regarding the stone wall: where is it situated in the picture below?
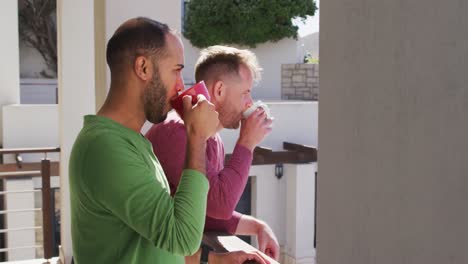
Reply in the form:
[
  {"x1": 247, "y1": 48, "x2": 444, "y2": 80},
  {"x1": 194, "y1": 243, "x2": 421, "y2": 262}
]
[{"x1": 281, "y1": 64, "x2": 319, "y2": 100}]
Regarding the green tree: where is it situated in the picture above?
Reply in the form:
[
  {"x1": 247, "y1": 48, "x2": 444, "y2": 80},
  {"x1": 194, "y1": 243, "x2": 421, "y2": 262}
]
[{"x1": 183, "y1": 0, "x2": 317, "y2": 48}]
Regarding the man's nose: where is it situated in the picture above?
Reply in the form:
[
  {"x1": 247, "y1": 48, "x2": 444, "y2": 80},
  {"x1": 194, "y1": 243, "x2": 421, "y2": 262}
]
[
  {"x1": 176, "y1": 77, "x2": 185, "y2": 92},
  {"x1": 245, "y1": 96, "x2": 254, "y2": 108}
]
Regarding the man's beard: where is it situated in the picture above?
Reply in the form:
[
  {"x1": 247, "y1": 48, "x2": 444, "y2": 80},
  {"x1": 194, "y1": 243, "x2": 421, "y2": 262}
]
[
  {"x1": 217, "y1": 102, "x2": 241, "y2": 129},
  {"x1": 143, "y1": 70, "x2": 168, "y2": 124}
]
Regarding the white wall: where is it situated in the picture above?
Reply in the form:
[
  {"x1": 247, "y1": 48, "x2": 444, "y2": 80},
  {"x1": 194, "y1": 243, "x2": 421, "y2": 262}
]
[
  {"x1": 2, "y1": 105, "x2": 59, "y2": 158},
  {"x1": 183, "y1": 38, "x2": 299, "y2": 100},
  {"x1": 250, "y1": 165, "x2": 287, "y2": 246},
  {"x1": 180, "y1": 37, "x2": 200, "y2": 86},
  {"x1": 105, "y1": 0, "x2": 183, "y2": 92},
  {"x1": 249, "y1": 163, "x2": 317, "y2": 264},
  {"x1": 0, "y1": 0, "x2": 20, "y2": 147},
  {"x1": 219, "y1": 101, "x2": 318, "y2": 153},
  {"x1": 319, "y1": 0, "x2": 468, "y2": 263},
  {"x1": 251, "y1": 39, "x2": 300, "y2": 100},
  {"x1": 106, "y1": 0, "x2": 182, "y2": 35},
  {"x1": 57, "y1": 0, "x2": 97, "y2": 262},
  {"x1": 2, "y1": 104, "x2": 60, "y2": 261}
]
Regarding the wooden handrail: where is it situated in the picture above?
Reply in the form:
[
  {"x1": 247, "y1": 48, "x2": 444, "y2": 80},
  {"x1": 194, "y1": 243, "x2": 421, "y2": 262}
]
[
  {"x1": 253, "y1": 146, "x2": 273, "y2": 155},
  {"x1": 203, "y1": 232, "x2": 280, "y2": 264},
  {"x1": 0, "y1": 147, "x2": 60, "y2": 260},
  {"x1": 225, "y1": 141, "x2": 317, "y2": 166},
  {"x1": 251, "y1": 150, "x2": 316, "y2": 165},
  {"x1": 283, "y1": 141, "x2": 316, "y2": 153},
  {"x1": 0, "y1": 147, "x2": 60, "y2": 155}
]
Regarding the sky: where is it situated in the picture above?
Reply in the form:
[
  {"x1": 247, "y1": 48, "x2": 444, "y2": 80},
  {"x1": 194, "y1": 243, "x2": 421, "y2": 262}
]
[{"x1": 293, "y1": 0, "x2": 320, "y2": 37}]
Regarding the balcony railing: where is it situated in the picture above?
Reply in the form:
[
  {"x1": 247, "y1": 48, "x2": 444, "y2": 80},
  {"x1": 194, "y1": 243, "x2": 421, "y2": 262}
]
[
  {"x1": 1, "y1": 143, "x2": 316, "y2": 263},
  {"x1": 0, "y1": 147, "x2": 60, "y2": 262},
  {"x1": 226, "y1": 141, "x2": 317, "y2": 165},
  {"x1": 211, "y1": 141, "x2": 318, "y2": 263}
]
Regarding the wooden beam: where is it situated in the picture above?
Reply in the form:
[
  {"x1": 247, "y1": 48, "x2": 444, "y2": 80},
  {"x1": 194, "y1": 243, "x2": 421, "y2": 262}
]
[
  {"x1": 251, "y1": 150, "x2": 317, "y2": 165},
  {"x1": 226, "y1": 144, "x2": 317, "y2": 165},
  {"x1": 283, "y1": 141, "x2": 317, "y2": 153},
  {"x1": 0, "y1": 147, "x2": 60, "y2": 155},
  {"x1": 253, "y1": 146, "x2": 273, "y2": 155},
  {"x1": 284, "y1": 142, "x2": 318, "y2": 162}
]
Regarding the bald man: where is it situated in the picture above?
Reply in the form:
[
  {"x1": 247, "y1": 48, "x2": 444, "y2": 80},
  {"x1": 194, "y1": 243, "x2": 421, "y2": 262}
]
[{"x1": 69, "y1": 17, "x2": 219, "y2": 264}]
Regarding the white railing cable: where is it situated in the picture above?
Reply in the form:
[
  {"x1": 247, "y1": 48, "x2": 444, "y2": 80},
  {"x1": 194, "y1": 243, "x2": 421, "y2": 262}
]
[
  {"x1": 0, "y1": 226, "x2": 42, "y2": 233},
  {"x1": 0, "y1": 190, "x2": 41, "y2": 195},
  {"x1": 0, "y1": 208, "x2": 42, "y2": 215}
]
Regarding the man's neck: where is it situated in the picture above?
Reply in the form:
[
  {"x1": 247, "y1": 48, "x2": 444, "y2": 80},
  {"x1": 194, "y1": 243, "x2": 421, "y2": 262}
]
[
  {"x1": 97, "y1": 89, "x2": 145, "y2": 133},
  {"x1": 216, "y1": 123, "x2": 224, "y2": 133}
]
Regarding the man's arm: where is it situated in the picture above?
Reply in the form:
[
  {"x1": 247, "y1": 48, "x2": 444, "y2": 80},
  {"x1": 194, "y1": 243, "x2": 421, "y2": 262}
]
[
  {"x1": 235, "y1": 215, "x2": 280, "y2": 260},
  {"x1": 183, "y1": 94, "x2": 219, "y2": 175},
  {"x1": 147, "y1": 119, "x2": 253, "y2": 220},
  {"x1": 204, "y1": 211, "x2": 243, "y2": 234},
  {"x1": 85, "y1": 134, "x2": 209, "y2": 256},
  {"x1": 185, "y1": 132, "x2": 207, "y2": 174},
  {"x1": 203, "y1": 210, "x2": 280, "y2": 261},
  {"x1": 87, "y1": 95, "x2": 218, "y2": 256},
  {"x1": 205, "y1": 109, "x2": 272, "y2": 219},
  {"x1": 205, "y1": 143, "x2": 253, "y2": 219}
]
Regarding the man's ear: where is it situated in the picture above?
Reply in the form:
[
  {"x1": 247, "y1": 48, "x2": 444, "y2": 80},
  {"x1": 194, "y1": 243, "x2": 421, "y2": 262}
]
[
  {"x1": 134, "y1": 56, "x2": 152, "y2": 81},
  {"x1": 211, "y1": 80, "x2": 226, "y2": 103}
]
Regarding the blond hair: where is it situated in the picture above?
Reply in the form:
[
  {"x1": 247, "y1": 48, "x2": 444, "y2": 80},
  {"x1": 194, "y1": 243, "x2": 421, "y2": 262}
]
[{"x1": 195, "y1": 45, "x2": 262, "y2": 85}]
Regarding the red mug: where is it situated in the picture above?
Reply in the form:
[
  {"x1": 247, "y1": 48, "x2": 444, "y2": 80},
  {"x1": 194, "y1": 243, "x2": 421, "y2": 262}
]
[{"x1": 170, "y1": 81, "x2": 211, "y2": 119}]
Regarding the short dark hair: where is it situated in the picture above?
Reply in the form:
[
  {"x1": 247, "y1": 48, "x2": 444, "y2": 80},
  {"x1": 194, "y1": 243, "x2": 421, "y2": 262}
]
[{"x1": 106, "y1": 17, "x2": 170, "y2": 73}]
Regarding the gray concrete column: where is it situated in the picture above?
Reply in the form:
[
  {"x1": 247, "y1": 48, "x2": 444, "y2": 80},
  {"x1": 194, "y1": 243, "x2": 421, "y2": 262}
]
[{"x1": 319, "y1": 0, "x2": 468, "y2": 263}]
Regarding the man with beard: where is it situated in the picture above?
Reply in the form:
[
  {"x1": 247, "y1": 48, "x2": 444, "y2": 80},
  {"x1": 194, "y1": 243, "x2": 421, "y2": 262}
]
[
  {"x1": 69, "y1": 18, "x2": 268, "y2": 264},
  {"x1": 146, "y1": 45, "x2": 280, "y2": 263}
]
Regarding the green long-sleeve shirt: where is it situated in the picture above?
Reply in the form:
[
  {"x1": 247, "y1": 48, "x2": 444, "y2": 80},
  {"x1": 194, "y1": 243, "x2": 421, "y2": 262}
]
[{"x1": 69, "y1": 115, "x2": 209, "y2": 263}]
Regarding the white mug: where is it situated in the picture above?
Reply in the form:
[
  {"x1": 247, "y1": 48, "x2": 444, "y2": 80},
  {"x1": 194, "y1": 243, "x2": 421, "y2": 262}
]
[{"x1": 242, "y1": 100, "x2": 272, "y2": 120}]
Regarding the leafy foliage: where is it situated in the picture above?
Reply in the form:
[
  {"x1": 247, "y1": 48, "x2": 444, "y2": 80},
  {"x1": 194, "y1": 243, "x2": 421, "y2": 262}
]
[
  {"x1": 183, "y1": 0, "x2": 317, "y2": 48},
  {"x1": 303, "y1": 52, "x2": 318, "y2": 64}
]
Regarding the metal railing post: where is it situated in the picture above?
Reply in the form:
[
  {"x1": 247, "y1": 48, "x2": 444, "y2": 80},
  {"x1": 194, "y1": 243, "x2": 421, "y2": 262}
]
[{"x1": 41, "y1": 158, "x2": 53, "y2": 260}]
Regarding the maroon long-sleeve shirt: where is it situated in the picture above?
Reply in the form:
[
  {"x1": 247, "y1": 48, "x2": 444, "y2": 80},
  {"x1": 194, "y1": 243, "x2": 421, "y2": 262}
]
[{"x1": 145, "y1": 116, "x2": 253, "y2": 234}]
